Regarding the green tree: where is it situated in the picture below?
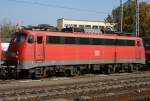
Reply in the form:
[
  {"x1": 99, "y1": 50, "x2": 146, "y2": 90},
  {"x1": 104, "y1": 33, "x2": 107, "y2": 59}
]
[
  {"x1": 105, "y1": 14, "x2": 114, "y2": 24},
  {"x1": 0, "y1": 19, "x2": 16, "y2": 38},
  {"x1": 106, "y1": 1, "x2": 150, "y2": 37},
  {"x1": 139, "y1": 2, "x2": 150, "y2": 37}
]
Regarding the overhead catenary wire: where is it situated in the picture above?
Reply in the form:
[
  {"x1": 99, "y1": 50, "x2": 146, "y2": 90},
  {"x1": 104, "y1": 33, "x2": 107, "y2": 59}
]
[{"x1": 7, "y1": 0, "x2": 109, "y2": 15}]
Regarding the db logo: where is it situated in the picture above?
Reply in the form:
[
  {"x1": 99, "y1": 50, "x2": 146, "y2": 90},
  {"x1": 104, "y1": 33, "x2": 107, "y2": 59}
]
[{"x1": 94, "y1": 50, "x2": 101, "y2": 56}]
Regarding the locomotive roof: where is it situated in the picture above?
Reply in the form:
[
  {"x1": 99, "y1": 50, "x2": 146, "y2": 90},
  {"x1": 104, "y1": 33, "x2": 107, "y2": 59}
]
[{"x1": 19, "y1": 30, "x2": 141, "y2": 40}]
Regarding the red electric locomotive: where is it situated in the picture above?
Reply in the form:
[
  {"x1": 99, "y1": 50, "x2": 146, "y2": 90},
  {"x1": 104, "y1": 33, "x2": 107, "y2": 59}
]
[{"x1": 6, "y1": 29, "x2": 145, "y2": 78}]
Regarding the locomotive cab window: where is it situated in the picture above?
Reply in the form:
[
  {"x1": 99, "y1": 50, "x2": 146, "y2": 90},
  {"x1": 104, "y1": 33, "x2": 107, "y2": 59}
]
[{"x1": 27, "y1": 35, "x2": 34, "y2": 44}]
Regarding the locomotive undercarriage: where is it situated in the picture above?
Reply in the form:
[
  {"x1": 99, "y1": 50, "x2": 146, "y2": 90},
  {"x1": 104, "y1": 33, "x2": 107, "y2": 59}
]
[
  {"x1": 17, "y1": 63, "x2": 145, "y2": 79},
  {"x1": 0, "y1": 62, "x2": 146, "y2": 79}
]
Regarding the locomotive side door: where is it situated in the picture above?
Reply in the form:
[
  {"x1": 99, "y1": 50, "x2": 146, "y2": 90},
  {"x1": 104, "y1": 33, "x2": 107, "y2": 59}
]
[
  {"x1": 135, "y1": 40, "x2": 141, "y2": 59},
  {"x1": 35, "y1": 36, "x2": 44, "y2": 61}
]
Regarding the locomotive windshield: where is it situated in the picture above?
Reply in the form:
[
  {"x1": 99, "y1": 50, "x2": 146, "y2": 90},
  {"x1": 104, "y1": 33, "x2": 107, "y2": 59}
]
[{"x1": 14, "y1": 33, "x2": 27, "y2": 43}]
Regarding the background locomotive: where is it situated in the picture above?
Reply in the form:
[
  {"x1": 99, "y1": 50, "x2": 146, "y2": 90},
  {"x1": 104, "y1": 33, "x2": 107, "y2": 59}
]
[
  {"x1": 0, "y1": 41, "x2": 2, "y2": 65},
  {"x1": 143, "y1": 37, "x2": 150, "y2": 65},
  {"x1": 3, "y1": 28, "x2": 145, "y2": 78}
]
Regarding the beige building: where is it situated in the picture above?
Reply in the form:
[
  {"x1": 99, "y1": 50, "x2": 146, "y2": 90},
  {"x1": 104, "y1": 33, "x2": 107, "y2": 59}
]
[{"x1": 57, "y1": 18, "x2": 115, "y2": 31}]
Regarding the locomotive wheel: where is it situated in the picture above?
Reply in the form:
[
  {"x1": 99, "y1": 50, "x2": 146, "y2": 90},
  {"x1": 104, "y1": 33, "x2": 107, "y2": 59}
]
[
  {"x1": 104, "y1": 65, "x2": 113, "y2": 74},
  {"x1": 65, "y1": 69, "x2": 71, "y2": 77},
  {"x1": 128, "y1": 64, "x2": 133, "y2": 73},
  {"x1": 30, "y1": 72, "x2": 36, "y2": 79},
  {"x1": 72, "y1": 67, "x2": 81, "y2": 76},
  {"x1": 18, "y1": 70, "x2": 29, "y2": 79},
  {"x1": 44, "y1": 70, "x2": 56, "y2": 77}
]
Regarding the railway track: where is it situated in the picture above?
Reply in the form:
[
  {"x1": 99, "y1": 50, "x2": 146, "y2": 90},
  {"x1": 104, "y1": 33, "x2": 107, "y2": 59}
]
[{"x1": 0, "y1": 72, "x2": 150, "y2": 101}]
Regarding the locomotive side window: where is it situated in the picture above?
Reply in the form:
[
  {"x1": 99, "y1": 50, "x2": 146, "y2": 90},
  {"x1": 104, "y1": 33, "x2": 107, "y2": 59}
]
[
  {"x1": 37, "y1": 36, "x2": 43, "y2": 44},
  {"x1": 92, "y1": 38, "x2": 115, "y2": 45},
  {"x1": 46, "y1": 35, "x2": 135, "y2": 46},
  {"x1": 78, "y1": 37, "x2": 90, "y2": 45},
  {"x1": 116, "y1": 40, "x2": 135, "y2": 46},
  {"x1": 92, "y1": 38, "x2": 104, "y2": 45},
  {"x1": 46, "y1": 36, "x2": 61, "y2": 44},
  {"x1": 64, "y1": 37, "x2": 76, "y2": 44},
  {"x1": 117, "y1": 40, "x2": 125, "y2": 46},
  {"x1": 27, "y1": 35, "x2": 34, "y2": 44},
  {"x1": 127, "y1": 40, "x2": 135, "y2": 46},
  {"x1": 104, "y1": 39, "x2": 115, "y2": 45}
]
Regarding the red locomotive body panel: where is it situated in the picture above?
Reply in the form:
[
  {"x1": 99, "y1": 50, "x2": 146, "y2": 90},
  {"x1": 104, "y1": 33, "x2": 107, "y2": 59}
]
[{"x1": 7, "y1": 30, "x2": 145, "y2": 70}]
